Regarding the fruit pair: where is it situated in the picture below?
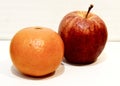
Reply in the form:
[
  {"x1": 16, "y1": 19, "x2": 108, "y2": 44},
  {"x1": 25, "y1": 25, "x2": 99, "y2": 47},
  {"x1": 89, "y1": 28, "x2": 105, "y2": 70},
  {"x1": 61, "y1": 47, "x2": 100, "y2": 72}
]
[{"x1": 10, "y1": 5, "x2": 108, "y2": 77}]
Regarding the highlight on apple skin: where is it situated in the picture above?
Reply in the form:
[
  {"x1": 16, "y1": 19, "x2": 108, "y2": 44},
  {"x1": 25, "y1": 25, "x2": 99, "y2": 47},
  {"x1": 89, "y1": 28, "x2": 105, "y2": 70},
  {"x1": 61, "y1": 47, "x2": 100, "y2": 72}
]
[{"x1": 58, "y1": 5, "x2": 108, "y2": 64}]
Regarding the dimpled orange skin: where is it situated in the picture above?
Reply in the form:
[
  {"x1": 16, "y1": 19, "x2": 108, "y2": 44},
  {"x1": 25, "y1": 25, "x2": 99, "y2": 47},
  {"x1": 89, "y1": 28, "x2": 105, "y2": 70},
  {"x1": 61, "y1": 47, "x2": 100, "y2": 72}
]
[{"x1": 10, "y1": 27, "x2": 64, "y2": 77}]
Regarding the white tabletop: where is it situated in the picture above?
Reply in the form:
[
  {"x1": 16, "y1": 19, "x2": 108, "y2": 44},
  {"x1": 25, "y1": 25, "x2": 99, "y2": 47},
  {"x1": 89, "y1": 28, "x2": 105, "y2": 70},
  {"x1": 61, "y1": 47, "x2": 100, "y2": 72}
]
[{"x1": 0, "y1": 40, "x2": 120, "y2": 86}]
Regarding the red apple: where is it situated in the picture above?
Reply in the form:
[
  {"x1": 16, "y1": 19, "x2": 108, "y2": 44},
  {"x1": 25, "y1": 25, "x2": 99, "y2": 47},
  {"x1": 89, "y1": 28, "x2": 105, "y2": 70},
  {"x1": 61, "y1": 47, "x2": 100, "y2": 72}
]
[{"x1": 58, "y1": 5, "x2": 108, "y2": 64}]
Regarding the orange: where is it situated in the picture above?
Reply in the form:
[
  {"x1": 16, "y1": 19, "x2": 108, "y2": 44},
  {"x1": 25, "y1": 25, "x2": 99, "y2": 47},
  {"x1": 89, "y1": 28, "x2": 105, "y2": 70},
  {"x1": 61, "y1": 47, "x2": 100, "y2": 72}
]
[{"x1": 10, "y1": 26, "x2": 64, "y2": 77}]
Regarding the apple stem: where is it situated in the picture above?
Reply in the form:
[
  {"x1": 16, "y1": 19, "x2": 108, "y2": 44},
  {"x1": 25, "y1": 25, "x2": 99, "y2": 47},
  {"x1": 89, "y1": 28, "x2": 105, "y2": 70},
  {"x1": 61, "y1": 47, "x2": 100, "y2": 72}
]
[{"x1": 85, "y1": 4, "x2": 94, "y2": 18}]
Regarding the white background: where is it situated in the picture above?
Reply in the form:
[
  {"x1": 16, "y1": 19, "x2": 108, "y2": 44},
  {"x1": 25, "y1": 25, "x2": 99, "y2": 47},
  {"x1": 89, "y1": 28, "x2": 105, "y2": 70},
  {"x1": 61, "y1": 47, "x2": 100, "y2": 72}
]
[{"x1": 0, "y1": 0, "x2": 119, "y2": 41}]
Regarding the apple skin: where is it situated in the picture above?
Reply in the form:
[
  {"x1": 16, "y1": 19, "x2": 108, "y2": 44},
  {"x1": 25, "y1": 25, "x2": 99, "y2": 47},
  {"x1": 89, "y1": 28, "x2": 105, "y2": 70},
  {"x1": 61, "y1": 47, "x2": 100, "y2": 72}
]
[{"x1": 58, "y1": 11, "x2": 108, "y2": 64}]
